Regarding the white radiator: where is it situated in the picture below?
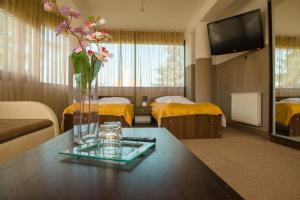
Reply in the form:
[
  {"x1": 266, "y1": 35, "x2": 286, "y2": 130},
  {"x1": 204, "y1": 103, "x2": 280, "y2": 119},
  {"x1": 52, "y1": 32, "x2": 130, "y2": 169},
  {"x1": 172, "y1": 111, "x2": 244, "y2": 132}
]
[{"x1": 231, "y1": 92, "x2": 262, "y2": 126}]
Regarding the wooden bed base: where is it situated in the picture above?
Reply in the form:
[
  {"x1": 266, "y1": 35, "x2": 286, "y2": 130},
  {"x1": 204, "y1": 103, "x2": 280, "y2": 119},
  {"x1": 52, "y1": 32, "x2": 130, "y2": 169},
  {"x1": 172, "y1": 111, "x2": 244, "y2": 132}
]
[
  {"x1": 159, "y1": 114, "x2": 223, "y2": 139},
  {"x1": 276, "y1": 114, "x2": 300, "y2": 137},
  {"x1": 63, "y1": 114, "x2": 129, "y2": 132}
]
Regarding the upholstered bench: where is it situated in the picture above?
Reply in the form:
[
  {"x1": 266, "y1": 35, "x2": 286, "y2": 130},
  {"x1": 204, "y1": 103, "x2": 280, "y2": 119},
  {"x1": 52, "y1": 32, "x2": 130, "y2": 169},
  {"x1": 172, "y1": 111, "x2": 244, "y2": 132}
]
[
  {"x1": 0, "y1": 119, "x2": 53, "y2": 143},
  {"x1": 0, "y1": 102, "x2": 59, "y2": 164}
]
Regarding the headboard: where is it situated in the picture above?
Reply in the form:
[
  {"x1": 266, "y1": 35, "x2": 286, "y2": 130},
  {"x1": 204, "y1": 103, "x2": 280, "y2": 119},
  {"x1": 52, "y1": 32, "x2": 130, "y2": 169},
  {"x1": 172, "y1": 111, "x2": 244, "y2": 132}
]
[
  {"x1": 98, "y1": 96, "x2": 135, "y2": 104},
  {"x1": 150, "y1": 96, "x2": 159, "y2": 104}
]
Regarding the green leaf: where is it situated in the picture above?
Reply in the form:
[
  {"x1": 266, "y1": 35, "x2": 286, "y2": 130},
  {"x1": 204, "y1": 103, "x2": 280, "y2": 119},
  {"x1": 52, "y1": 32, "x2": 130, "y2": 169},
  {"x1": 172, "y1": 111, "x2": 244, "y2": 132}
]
[
  {"x1": 71, "y1": 51, "x2": 90, "y2": 74},
  {"x1": 71, "y1": 51, "x2": 91, "y2": 91},
  {"x1": 90, "y1": 55, "x2": 102, "y2": 81}
]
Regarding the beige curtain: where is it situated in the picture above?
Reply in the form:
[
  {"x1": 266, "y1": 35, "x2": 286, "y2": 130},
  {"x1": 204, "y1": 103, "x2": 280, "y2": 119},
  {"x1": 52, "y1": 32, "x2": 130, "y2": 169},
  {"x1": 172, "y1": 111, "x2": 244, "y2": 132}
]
[
  {"x1": 0, "y1": 0, "x2": 70, "y2": 123},
  {"x1": 275, "y1": 36, "x2": 300, "y2": 97},
  {"x1": 97, "y1": 30, "x2": 185, "y2": 105}
]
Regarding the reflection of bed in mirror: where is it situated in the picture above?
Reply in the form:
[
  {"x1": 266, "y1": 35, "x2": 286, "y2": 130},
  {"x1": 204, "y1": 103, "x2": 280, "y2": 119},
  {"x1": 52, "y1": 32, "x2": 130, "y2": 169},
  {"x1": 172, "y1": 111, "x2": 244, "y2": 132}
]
[
  {"x1": 63, "y1": 96, "x2": 134, "y2": 132},
  {"x1": 276, "y1": 96, "x2": 300, "y2": 137},
  {"x1": 150, "y1": 96, "x2": 226, "y2": 139}
]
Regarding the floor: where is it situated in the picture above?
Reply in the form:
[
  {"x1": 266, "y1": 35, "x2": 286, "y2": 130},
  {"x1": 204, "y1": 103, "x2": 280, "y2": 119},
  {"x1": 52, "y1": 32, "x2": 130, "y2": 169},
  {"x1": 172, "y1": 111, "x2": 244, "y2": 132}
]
[{"x1": 182, "y1": 127, "x2": 300, "y2": 200}]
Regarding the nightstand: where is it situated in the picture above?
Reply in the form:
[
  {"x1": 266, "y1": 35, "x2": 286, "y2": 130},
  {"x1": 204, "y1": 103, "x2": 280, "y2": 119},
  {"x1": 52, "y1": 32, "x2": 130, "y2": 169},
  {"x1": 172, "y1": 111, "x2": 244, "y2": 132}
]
[{"x1": 134, "y1": 106, "x2": 154, "y2": 126}]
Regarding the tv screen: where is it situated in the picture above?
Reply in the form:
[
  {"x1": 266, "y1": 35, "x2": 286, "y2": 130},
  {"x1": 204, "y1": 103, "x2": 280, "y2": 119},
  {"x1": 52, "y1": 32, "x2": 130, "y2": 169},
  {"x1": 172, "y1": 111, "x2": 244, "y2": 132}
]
[{"x1": 207, "y1": 9, "x2": 264, "y2": 55}]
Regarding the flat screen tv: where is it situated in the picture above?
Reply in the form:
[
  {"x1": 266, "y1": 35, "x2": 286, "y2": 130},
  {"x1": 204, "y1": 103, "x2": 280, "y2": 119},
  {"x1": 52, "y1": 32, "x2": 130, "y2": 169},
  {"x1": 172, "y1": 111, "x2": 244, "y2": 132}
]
[{"x1": 207, "y1": 9, "x2": 264, "y2": 55}]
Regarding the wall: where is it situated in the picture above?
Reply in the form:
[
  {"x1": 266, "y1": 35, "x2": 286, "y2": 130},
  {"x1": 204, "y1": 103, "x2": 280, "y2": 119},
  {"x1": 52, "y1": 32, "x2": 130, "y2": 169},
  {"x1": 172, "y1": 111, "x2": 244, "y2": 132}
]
[
  {"x1": 213, "y1": 46, "x2": 270, "y2": 132},
  {"x1": 211, "y1": 0, "x2": 270, "y2": 65},
  {"x1": 184, "y1": 0, "x2": 270, "y2": 133},
  {"x1": 195, "y1": 58, "x2": 213, "y2": 102},
  {"x1": 274, "y1": 0, "x2": 300, "y2": 36},
  {"x1": 185, "y1": 64, "x2": 195, "y2": 101}
]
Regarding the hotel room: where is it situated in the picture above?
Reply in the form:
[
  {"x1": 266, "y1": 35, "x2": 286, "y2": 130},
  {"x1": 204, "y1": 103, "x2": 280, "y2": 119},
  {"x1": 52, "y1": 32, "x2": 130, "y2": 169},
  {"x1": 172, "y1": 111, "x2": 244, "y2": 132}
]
[{"x1": 0, "y1": 0, "x2": 300, "y2": 199}]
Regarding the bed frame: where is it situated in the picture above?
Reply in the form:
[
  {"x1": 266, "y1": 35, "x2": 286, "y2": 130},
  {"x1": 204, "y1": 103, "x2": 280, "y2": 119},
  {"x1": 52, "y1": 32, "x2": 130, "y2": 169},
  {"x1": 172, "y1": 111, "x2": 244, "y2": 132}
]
[
  {"x1": 62, "y1": 96, "x2": 133, "y2": 132},
  {"x1": 150, "y1": 97, "x2": 223, "y2": 139},
  {"x1": 275, "y1": 96, "x2": 300, "y2": 137}
]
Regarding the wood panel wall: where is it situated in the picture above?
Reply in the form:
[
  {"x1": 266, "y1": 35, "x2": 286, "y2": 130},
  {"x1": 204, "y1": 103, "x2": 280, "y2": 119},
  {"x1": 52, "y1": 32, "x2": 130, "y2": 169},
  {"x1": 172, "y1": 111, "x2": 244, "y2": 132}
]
[
  {"x1": 212, "y1": 47, "x2": 270, "y2": 132},
  {"x1": 195, "y1": 58, "x2": 213, "y2": 103},
  {"x1": 185, "y1": 64, "x2": 195, "y2": 101}
]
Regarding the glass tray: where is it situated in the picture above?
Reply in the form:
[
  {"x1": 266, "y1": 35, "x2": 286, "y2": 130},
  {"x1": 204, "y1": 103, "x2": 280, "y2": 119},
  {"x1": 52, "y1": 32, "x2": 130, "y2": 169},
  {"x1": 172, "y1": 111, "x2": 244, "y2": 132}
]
[{"x1": 59, "y1": 140, "x2": 155, "y2": 163}]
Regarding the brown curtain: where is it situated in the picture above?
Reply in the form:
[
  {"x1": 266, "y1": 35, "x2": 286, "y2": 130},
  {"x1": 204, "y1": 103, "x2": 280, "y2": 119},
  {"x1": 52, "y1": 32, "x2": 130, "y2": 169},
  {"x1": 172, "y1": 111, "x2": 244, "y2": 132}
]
[
  {"x1": 275, "y1": 36, "x2": 300, "y2": 49},
  {"x1": 110, "y1": 30, "x2": 184, "y2": 45},
  {"x1": 0, "y1": 0, "x2": 70, "y2": 123}
]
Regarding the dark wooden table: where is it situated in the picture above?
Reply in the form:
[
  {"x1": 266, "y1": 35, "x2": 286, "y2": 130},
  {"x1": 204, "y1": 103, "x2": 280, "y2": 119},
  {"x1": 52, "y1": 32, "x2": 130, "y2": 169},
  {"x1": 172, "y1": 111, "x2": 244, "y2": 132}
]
[{"x1": 0, "y1": 128, "x2": 243, "y2": 200}]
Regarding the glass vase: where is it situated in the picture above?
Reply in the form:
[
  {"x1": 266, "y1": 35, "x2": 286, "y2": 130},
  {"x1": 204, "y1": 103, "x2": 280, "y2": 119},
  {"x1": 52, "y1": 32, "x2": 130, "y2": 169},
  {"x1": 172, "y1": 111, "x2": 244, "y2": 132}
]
[{"x1": 73, "y1": 73, "x2": 99, "y2": 145}]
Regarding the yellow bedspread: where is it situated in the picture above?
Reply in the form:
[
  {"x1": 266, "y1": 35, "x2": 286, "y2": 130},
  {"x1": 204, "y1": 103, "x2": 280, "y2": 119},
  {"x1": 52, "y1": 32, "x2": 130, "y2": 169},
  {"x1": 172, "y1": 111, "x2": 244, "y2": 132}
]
[
  {"x1": 151, "y1": 102, "x2": 224, "y2": 125},
  {"x1": 276, "y1": 103, "x2": 300, "y2": 126},
  {"x1": 63, "y1": 104, "x2": 134, "y2": 126}
]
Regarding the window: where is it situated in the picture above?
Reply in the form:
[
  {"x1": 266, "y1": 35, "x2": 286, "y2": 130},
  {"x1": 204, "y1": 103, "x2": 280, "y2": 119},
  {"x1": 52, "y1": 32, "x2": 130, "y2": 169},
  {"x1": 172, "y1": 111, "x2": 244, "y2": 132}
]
[
  {"x1": 40, "y1": 26, "x2": 69, "y2": 85},
  {"x1": 136, "y1": 44, "x2": 184, "y2": 87},
  {"x1": 275, "y1": 48, "x2": 300, "y2": 88},
  {"x1": 0, "y1": 8, "x2": 69, "y2": 85},
  {"x1": 89, "y1": 42, "x2": 184, "y2": 87}
]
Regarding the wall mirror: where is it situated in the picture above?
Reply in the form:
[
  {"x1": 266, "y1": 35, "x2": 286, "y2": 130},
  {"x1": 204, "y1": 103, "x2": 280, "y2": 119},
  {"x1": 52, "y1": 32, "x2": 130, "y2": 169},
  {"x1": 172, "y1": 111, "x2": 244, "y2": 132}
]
[{"x1": 270, "y1": 0, "x2": 300, "y2": 147}]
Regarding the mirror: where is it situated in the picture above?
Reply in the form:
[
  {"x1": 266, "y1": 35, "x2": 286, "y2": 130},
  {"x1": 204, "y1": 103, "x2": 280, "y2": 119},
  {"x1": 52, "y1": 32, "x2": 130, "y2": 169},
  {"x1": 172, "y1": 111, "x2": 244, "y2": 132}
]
[{"x1": 273, "y1": 0, "x2": 300, "y2": 142}]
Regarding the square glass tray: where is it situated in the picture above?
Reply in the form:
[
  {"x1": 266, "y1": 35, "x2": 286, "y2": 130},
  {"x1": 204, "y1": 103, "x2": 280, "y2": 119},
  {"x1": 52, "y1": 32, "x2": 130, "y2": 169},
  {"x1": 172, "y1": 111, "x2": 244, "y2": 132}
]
[{"x1": 59, "y1": 140, "x2": 155, "y2": 163}]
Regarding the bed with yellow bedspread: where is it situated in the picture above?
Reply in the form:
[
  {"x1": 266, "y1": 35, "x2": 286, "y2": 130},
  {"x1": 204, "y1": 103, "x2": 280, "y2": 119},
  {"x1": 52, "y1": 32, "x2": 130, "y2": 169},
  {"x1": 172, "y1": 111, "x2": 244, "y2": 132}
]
[
  {"x1": 276, "y1": 102, "x2": 300, "y2": 127},
  {"x1": 151, "y1": 102, "x2": 225, "y2": 127},
  {"x1": 63, "y1": 104, "x2": 134, "y2": 127}
]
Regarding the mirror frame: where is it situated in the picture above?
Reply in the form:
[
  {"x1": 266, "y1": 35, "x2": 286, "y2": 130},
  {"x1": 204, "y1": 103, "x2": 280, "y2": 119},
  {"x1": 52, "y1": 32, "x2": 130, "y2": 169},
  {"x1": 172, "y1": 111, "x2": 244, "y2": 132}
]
[{"x1": 268, "y1": 0, "x2": 300, "y2": 149}]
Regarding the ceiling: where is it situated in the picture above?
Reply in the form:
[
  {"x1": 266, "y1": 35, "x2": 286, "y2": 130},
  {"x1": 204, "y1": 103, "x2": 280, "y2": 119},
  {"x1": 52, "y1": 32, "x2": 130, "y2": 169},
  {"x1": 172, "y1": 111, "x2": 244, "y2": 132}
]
[{"x1": 72, "y1": 0, "x2": 208, "y2": 31}]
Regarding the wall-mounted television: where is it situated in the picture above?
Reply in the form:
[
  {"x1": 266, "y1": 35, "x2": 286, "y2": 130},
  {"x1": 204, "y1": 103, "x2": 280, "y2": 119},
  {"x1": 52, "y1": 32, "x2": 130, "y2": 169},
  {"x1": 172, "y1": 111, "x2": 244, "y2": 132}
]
[{"x1": 207, "y1": 9, "x2": 264, "y2": 55}]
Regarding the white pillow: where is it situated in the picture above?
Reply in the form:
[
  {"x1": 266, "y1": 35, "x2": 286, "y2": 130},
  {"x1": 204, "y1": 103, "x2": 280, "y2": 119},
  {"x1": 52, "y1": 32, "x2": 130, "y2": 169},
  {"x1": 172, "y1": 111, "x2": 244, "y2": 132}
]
[
  {"x1": 155, "y1": 96, "x2": 194, "y2": 104},
  {"x1": 98, "y1": 97, "x2": 131, "y2": 104},
  {"x1": 279, "y1": 98, "x2": 300, "y2": 103}
]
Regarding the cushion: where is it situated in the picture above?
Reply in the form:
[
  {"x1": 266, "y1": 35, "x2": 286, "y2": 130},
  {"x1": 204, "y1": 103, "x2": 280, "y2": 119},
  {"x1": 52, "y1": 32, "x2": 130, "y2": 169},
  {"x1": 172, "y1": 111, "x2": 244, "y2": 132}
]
[
  {"x1": 0, "y1": 119, "x2": 53, "y2": 143},
  {"x1": 155, "y1": 96, "x2": 194, "y2": 104},
  {"x1": 98, "y1": 97, "x2": 131, "y2": 104}
]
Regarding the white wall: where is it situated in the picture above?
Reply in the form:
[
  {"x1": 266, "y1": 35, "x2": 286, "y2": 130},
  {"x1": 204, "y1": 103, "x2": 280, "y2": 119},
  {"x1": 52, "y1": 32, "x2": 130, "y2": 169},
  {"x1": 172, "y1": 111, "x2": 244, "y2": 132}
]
[
  {"x1": 185, "y1": 31, "x2": 196, "y2": 66},
  {"x1": 195, "y1": 22, "x2": 211, "y2": 59}
]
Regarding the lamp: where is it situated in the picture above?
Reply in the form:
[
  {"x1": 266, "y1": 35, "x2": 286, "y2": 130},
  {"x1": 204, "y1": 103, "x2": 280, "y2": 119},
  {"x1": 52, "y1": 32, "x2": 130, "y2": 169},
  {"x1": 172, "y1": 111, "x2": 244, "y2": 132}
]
[{"x1": 142, "y1": 96, "x2": 148, "y2": 107}]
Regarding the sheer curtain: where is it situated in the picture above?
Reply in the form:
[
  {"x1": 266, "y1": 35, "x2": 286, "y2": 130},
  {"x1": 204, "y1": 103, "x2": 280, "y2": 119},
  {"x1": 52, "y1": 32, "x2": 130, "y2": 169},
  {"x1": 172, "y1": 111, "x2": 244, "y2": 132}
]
[
  {"x1": 94, "y1": 30, "x2": 185, "y2": 105},
  {"x1": 0, "y1": 0, "x2": 70, "y2": 122},
  {"x1": 275, "y1": 36, "x2": 300, "y2": 97}
]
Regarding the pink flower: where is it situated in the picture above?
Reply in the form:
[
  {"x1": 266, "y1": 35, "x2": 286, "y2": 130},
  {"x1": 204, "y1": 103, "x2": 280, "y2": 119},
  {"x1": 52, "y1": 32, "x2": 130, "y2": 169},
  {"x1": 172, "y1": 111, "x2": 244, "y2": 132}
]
[
  {"x1": 72, "y1": 26, "x2": 84, "y2": 34},
  {"x1": 96, "y1": 47, "x2": 112, "y2": 61},
  {"x1": 98, "y1": 18, "x2": 106, "y2": 26},
  {"x1": 87, "y1": 50, "x2": 95, "y2": 55},
  {"x1": 55, "y1": 21, "x2": 68, "y2": 36},
  {"x1": 85, "y1": 32, "x2": 110, "y2": 42},
  {"x1": 43, "y1": 1, "x2": 53, "y2": 12},
  {"x1": 84, "y1": 21, "x2": 92, "y2": 27},
  {"x1": 59, "y1": 6, "x2": 81, "y2": 19}
]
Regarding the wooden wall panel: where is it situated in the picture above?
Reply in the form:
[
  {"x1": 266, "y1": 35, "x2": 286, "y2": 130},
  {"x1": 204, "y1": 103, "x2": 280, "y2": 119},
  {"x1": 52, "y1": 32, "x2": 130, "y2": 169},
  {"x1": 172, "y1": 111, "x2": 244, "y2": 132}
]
[
  {"x1": 185, "y1": 64, "x2": 195, "y2": 101},
  {"x1": 195, "y1": 58, "x2": 213, "y2": 102},
  {"x1": 212, "y1": 47, "x2": 270, "y2": 132}
]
